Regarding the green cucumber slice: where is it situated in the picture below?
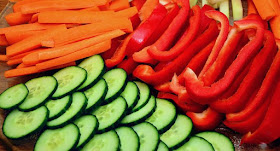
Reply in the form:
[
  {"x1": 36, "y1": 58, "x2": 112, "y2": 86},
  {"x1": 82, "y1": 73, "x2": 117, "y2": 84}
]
[
  {"x1": 157, "y1": 141, "x2": 170, "y2": 151},
  {"x1": 45, "y1": 95, "x2": 72, "y2": 120},
  {"x1": 121, "y1": 81, "x2": 139, "y2": 110},
  {"x1": 116, "y1": 127, "x2": 140, "y2": 151},
  {"x1": 0, "y1": 83, "x2": 28, "y2": 110},
  {"x1": 34, "y1": 124, "x2": 80, "y2": 151},
  {"x1": 160, "y1": 114, "x2": 193, "y2": 149},
  {"x1": 174, "y1": 136, "x2": 214, "y2": 151},
  {"x1": 52, "y1": 66, "x2": 87, "y2": 99},
  {"x1": 78, "y1": 55, "x2": 105, "y2": 91},
  {"x1": 81, "y1": 130, "x2": 120, "y2": 151},
  {"x1": 19, "y1": 76, "x2": 57, "y2": 111},
  {"x1": 3, "y1": 106, "x2": 48, "y2": 139},
  {"x1": 131, "y1": 81, "x2": 151, "y2": 112}
]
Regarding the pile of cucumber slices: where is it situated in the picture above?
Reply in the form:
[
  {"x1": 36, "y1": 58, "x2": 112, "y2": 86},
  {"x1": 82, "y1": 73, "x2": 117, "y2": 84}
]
[{"x1": 0, "y1": 55, "x2": 234, "y2": 151}]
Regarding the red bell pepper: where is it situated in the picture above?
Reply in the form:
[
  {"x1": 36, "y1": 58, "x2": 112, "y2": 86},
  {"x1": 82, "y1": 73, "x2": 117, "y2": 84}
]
[
  {"x1": 154, "y1": 81, "x2": 171, "y2": 92},
  {"x1": 211, "y1": 31, "x2": 277, "y2": 113},
  {"x1": 117, "y1": 57, "x2": 139, "y2": 75},
  {"x1": 198, "y1": 10, "x2": 230, "y2": 78},
  {"x1": 148, "y1": 5, "x2": 201, "y2": 61},
  {"x1": 133, "y1": 21, "x2": 219, "y2": 86},
  {"x1": 131, "y1": 0, "x2": 146, "y2": 10},
  {"x1": 130, "y1": 14, "x2": 141, "y2": 30},
  {"x1": 183, "y1": 19, "x2": 265, "y2": 102},
  {"x1": 186, "y1": 107, "x2": 224, "y2": 131},
  {"x1": 101, "y1": 38, "x2": 122, "y2": 60},
  {"x1": 126, "y1": 4, "x2": 167, "y2": 56},
  {"x1": 200, "y1": 5, "x2": 215, "y2": 33}
]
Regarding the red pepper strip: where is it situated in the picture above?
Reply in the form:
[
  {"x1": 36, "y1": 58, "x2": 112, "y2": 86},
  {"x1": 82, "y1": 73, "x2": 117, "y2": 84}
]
[
  {"x1": 132, "y1": 46, "x2": 157, "y2": 64},
  {"x1": 148, "y1": 5, "x2": 201, "y2": 61},
  {"x1": 186, "y1": 107, "x2": 224, "y2": 131},
  {"x1": 223, "y1": 90, "x2": 270, "y2": 134},
  {"x1": 131, "y1": 0, "x2": 146, "y2": 10},
  {"x1": 154, "y1": 82, "x2": 171, "y2": 92},
  {"x1": 241, "y1": 76, "x2": 280, "y2": 144},
  {"x1": 243, "y1": 14, "x2": 269, "y2": 30},
  {"x1": 226, "y1": 37, "x2": 278, "y2": 122},
  {"x1": 105, "y1": 34, "x2": 132, "y2": 68},
  {"x1": 117, "y1": 57, "x2": 139, "y2": 75},
  {"x1": 101, "y1": 38, "x2": 122, "y2": 60},
  {"x1": 211, "y1": 31, "x2": 276, "y2": 113},
  {"x1": 126, "y1": 4, "x2": 167, "y2": 56},
  {"x1": 200, "y1": 4, "x2": 215, "y2": 33},
  {"x1": 198, "y1": 10, "x2": 230, "y2": 78},
  {"x1": 183, "y1": 19, "x2": 265, "y2": 101},
  {"x1": 133, "y1": 21, "x2": 219, "y2": 86},
  {"x1": 130, "y1": 14, "x2": 141, "y2": 30}
]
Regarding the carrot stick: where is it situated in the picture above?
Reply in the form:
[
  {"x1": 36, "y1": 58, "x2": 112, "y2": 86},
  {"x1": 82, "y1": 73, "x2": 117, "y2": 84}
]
[
  {"x1": 29, "y1": 14, "x2": 38, "y2": 23},
  {"x1": 38, "y1": 10, "x2": 115, "y2": 24},
  {"x1": 268, "y1": 0, "x2": 280, "y2": 13},
  {"x1": 0, "y1": 35, "x2": 9, "y2": 46},
  {"x1": 36, "y1": 40, "x2": 111, "y2": 70},
  {"x1": 115, "y1": 6, "x2": 138, "y2": 18},
  {"x1": 5, "y1": 62, "x2": 76, "y2": 78},
  {"x1": 80, "y1": 6, "x2": 100, "y2": 11},
  {"x1": 270, "y1": 16, "x2": 280, "y2": 39},
  {"x1": 16, "y1": 63, "x2": 32, "y2": 69},
  {"x1": 45, "y1": 18, "x2": 132, "y2": 47},
  {"x1": 9, "y1": 48, "x2": 46, "y2": 60},
  {"x1": 6, "y1": 25, "x2": 67, "y2": 57},
  {"x1": 252, "y1": 0, "x2": 277, "y2": 20},
  {"x1": 38, "y1": 29, "x2": 125, "y2": 61},
  {"x1": 13, "y1": 0, "x2": 46, "y2": 12},
  {"x1": 5, "y1": 30, "x2": 44, "y2": 45},
  {"x1": 0, "y1": 55, "x2": 8, "y2": 61},
  {"x1": 247, "y1": 0, "x2": 258, "y2": 15},
  {"x1": 7, "y1": 58, "x2": 22, "y2": 66},
  {"x1": 109, "y1": 0, "x2": 130, "y2": 11},
  {"x1": 139, "y1": 0, "x2": 159, "y2": 21},
  {"x1": 5, "y1": 12, "x2": 32, "y2": 26},
  {"x1": 20, "y1": 0, "x2": 97, "y2": 14}
]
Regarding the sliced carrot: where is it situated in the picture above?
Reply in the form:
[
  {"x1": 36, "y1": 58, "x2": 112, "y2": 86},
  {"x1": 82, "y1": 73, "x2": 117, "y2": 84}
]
[
  {"x1": 29, "y1": 14, "x2": 39, "y2": 23},
  {"x1": 252, "y1": 0, "x2": 277, "y2": 20},
  {"x1": 7, "y1": 58, "x2": 22, "y2": 66},
  {"x1": 20, "y1": 0, "x2": 97, "y2": 14},
  {"x1": 5, "y1": 12, "x2": 32, "y2": 26},
  {"x1": 0, "y1": 55, "x2": 8, "y2": 61},
  {"x1": 92, "y1": 0, "x2": 110, "y2": 6},
  {"x1": 268, "y1": 0, "x2": 280, "y2": 13},
  {"x1": 139, "y1": 0, "x2": 159, "y2": 21},
  {"x1": 41, "y1": 39, "x2": 55, "y2": 47},
  {"x1": 5, "y1": 30, "x2": 44, "y2": 45},
  {"x1": 22, "y1": 49, "x2": 47, "y2": 65},
  {"x1": 16, "y1": 63, "x2": 32, "y2": 69},
  {"x1": 5, "y1": 62, "x2": 76, "y2": 78},
  {"x1": 80, "y1": 6, "x2": 100, "y2": 11},
  {"x1": 13, "y1": 0, "x2": 46, "y2": 12},
  {"x1": 38, "y1": 10, "x2": 115, "y2": 24},
  {"x1": 38, "y1": 29, "x2": 125, "y2": 61},
  {"x1": 115, "y1": 7, "x2": 138, "y2": 18},
  {"x1": 0, "y1": 35, "x2": 9, "y2": 46},
  {"x1": 36, "y1": 40, "x2": 111, "y2": 70},
  {"x1": 109, "y1": 0, "x2": 130, "y2": 11},
  {"x1": 270, "y1": 16, "x2": 280, "y2": 39},
  {"x1": 247, "y1": 0, "x2": 258, "y2": 15},
  {"x1": 6, "y1": 25, "x2": 67, "y2": 57}
]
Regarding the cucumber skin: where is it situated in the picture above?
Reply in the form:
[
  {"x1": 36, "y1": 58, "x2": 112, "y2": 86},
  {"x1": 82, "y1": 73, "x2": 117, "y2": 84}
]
[
  {"x1": 157, "y1": 114, "x2": 177, "y2": 134},
  {"x1": 130, "y1": 81, "x2": 152, "y2": 113},
  {"x1": 121, "y1": 81, "x2": 140, "y2": 111},
  {"x1": 19, "y1": 76, "x2": 58, "y2": 112},
  {"x1": 48, "y1": 96, "x2": 73, "y2": 121}
]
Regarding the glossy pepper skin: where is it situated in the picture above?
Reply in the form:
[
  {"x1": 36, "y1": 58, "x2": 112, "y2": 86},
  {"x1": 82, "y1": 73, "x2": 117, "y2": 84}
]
[
  {"x1": 133, "y1": 21, "x2": 219, "y2": 86},
  {"x1": 183, "y1": 19, "x2": 265, "y2": 102}
]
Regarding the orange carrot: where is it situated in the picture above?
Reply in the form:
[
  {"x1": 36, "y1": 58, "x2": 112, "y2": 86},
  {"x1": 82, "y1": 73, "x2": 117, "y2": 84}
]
[
  {"x1": 41, "y1": 40, "x2": 55, "y2": 47},
  {"x1": 270, "y1": 16, "x2": 280, "y2": 39},
  {"x1": 139, "y1": 0, "x2": 159, "y2": 21},
  {"x1": 0, "y1": 35, "x2": 9, "y2": 46},
  {"x1": 247, "y1": 0, "x2": 258, "y2": 15},
  {"x1": 252, "y1": 0, "x2": 277, "y2": 20},
  {"x1": 92, "y1": 0, "x2": 110, "y2": 6},
  {"x1": 13, "y1": 0, "x2": 46, "y2": 12},
  {"x1": 269, "y1": 0, "x2": 280, "y2": 13},
  {"x1": 5, "y1": 12, "x2": 32, "y2": 26},
  {"x1": 38, "y1": 30, "x2": 125, "y2": 61},
  {"x1": 80, "y1": 6, "x2": 100, "y2": 11},
  {"x1": 16, "y1": 63, "x2": 32, "y2": 69},
  {"x1": 20, "y1": 0, "x2": 97, "y2": 14},
  {"x1": 22, "y1": 48, "x2": 49, "y2": 65},
  {"x1": 29, "y1": 14, "x2": 39, "y2": 23},
  {"x1": 115, "y1": 7, "x2": 138, "y2": 18},
  {"x1": 109, "y1": 0, "x2": 130, "y2": 11},
  {"x1": 5, "y1": 62, "x2": 76, "y2": 78},
  {"x1": 0, "y1": 55, "x2": 8, "y2": 61},
  {"x1": 38, "y1": 10, "x2": 115, "y2": 24},
  {"x1": 7, "y1": 58, "x2": 23, "y2": 66},
  {"x1": 9, "y1": 48, "x2": 46, "y2": 60},
  {"x1": 5, "y1": 30, "x2": 44, "y2": 45},
  {"x1": 36, "y1": 40, "x2": 111, "y2": 70},
  {"x1": 44, "y1": 18, "x2": 132, "y2": 47},
  {"x1": 6, "y1": 25, "x2": 67, "y2": 57}
]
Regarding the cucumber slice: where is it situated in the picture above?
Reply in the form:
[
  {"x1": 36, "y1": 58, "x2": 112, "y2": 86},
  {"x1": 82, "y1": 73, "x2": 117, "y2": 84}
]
[
  {"x1": 45, "y1": 95, "x2": 72, "y2": 120},
  {"x1": 132, "y1": 122, "x2": 159, "y2": 151},
  {"x1": 121, "y1": 96, "x2": 156, "y2": 126},
  {"x1": 47, "y1": 92, "x2": 87, "y2": 128},
  {"x1": 92, "y1": 97, "x2": 127, "y2": 133},
  {"x1": 3, "y1": 106, "x2": 48, "y2": 139},
  {"x1": 74, "y1": 115, "x2": 99, "y2": 148},
  {"x1": 174, "y1": 136, "x2": 214, "y2": 151},
  {"x1": 131, "y1": 81, "x2": 151, "y2": 112},
  {"x1": 52, "y1": 66, "x2": 87, "y2": 99},
  {"x1": 121, "y1": 81, "x2": 139, "y2": 110},
  {"x1": 146, "y1": 98, "x2": 177, "y2": 133},
  {"x1": 160, "y1": 114, "x2": 193, "y2": 149},
  {"x1": 157, "y1": 141, "x2": 170, "y2": 151},
  {"x1": 34, "y1": 123, "x2": 80, "y2": 151},
  {"x1": 78, "y1": 55, "x2": 105, "y2": 91},
  {"x1": 19, "y1": 76, "x2": 57, "y2": 111},
  {"x1": 84, "y1": 78, "x2": 108, "y2": 112},
  {"x1": 103, "y1": 68, "x2": 127, "y2": 103},
  {"x1": 116, "y1": 127, "x2": 140, "y2": 151},
  {"x1": 196, "y1": 131, "x2": 234, "y2": 151},
  {"x1": 0, "y1": 83, "x2": 28, "y2": 110},
  {"x1": 81, "y1": 130, "x2": 120, "y2": 151}
]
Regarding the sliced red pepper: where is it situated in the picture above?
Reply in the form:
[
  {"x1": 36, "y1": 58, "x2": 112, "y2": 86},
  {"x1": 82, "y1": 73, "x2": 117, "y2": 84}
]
[
  {"x1": 198, "y1": 10, "x2": 230, "y2": 78},
  {"x1": 154, "y1": 82, "x2": 171, "y2": 92},
  {"x1": 126, "y1": 4, "x2": 167, "y2": 56},
  {"x1": 186, "y1": 107, "x2": 224, "y2": 131},
  {"x1": 117, "y1": 57, "x2": 139, "y2": 75},
  {"x1": 183, "y1": 19, "x2": 265, "y2": 102},
  {"x1": 130, "y1": 14, "x2": 141, "y2": 30},
  {"x1": 211, "y1": 31, "x2": 276, "y2": 113},
  {"x1": 131, "y1": 0, "x2": 146, "y2": 10},
  {"x1": 101, "y1": 38, "x2": 122, "y2": 60},
  {"x1": 200, "y1": 5, "x2": 215, "y2": 33},
  {"x1": 133, "y1": 21, "x2": 219, "y2": 86},
  {"x1": 148, "y1": 5, "x2": 200, "y2": 61}
]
